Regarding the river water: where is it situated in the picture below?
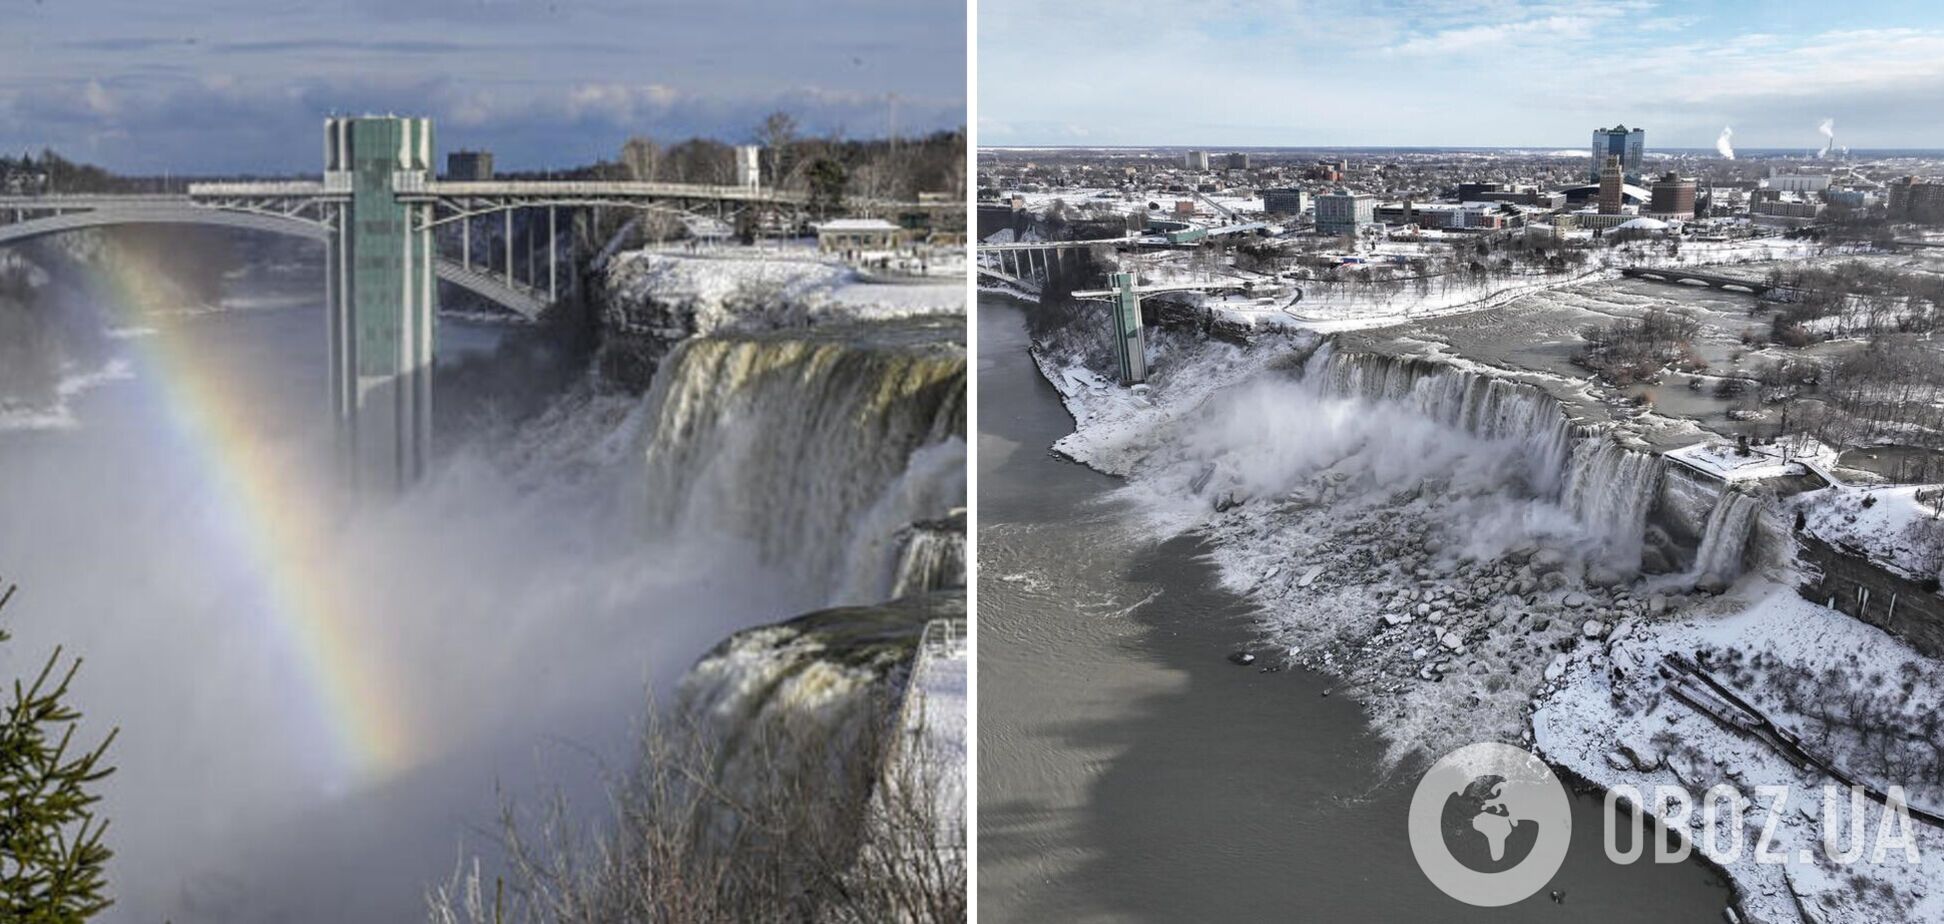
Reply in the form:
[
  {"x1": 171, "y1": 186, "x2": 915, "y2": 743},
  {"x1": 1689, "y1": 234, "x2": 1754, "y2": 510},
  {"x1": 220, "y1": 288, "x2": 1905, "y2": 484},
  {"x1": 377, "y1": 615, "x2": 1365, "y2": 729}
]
[{"x1": 976, "y1": 296, "x2": 1733, "y2": 921}]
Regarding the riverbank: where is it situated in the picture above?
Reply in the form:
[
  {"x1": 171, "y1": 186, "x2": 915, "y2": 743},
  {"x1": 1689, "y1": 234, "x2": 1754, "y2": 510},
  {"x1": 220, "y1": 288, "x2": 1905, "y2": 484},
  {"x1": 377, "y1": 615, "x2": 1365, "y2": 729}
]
[
  {"x1": 1011, "y1": 286, "x2": 1940, "y2": 922},
  {"x1": 979, "y1": 294, "x2": 1731, "y2": 921}
]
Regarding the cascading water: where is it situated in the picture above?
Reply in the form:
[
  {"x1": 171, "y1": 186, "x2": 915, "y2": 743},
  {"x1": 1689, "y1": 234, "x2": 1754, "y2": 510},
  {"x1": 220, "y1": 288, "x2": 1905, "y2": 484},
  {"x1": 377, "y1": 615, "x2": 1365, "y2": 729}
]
[
  {"x1": 1305, "y1": 347, "x2": 1664, "y2": 567},
  {"x1": 638, "y1": 318, "x2": 966, "y2": 603},
  {"x1": 1561, "y1": 440, "x2": 1665, "y2": 571},
  {"x1": 1309, "y1": 349, "x2": 1576, "y2": 494},
  {"x1": 889, "y1": 512, "x2": 968, "y2": 598},
  {"x1": 1691, "y1": 489, "x2": 1761, "y2": 581}
]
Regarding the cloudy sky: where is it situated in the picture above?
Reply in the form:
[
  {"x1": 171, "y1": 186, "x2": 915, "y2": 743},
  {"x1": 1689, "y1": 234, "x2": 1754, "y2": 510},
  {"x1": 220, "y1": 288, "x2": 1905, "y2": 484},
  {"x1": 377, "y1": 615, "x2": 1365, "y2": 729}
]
[
  {"x1": 980, "y1": 0, "x2": 1944, "y2": 151},
  {"x1": 0, "y1": 0, "x2": 965, "y2": 174}
]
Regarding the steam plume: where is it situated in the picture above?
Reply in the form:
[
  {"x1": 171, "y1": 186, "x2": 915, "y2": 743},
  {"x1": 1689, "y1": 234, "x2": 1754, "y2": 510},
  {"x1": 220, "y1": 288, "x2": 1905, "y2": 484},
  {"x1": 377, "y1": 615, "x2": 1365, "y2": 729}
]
[
  {"x1": 1818, "y1": 118, "x2": 1835, "y2": 158},
  {"x1": 1715, "y1": 126, "x2": 1735, "y2": 160}
]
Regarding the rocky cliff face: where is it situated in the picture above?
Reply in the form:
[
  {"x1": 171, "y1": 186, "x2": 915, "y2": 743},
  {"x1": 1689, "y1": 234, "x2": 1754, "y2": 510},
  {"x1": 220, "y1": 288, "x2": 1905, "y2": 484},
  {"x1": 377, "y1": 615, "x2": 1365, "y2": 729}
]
[
  {"x1": 594, "y1": 252, "x2": 851, "y2": 390},
  {"x1": 677, "y1": 592, "x2": 964, "y2": 841}
]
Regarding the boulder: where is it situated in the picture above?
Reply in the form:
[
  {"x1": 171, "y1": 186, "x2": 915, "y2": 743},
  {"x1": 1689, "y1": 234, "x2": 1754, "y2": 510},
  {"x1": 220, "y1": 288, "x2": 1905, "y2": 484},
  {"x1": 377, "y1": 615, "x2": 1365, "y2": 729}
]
[{"x1": 1544, "y1": 654, "x2": 1569, "y2": 681}]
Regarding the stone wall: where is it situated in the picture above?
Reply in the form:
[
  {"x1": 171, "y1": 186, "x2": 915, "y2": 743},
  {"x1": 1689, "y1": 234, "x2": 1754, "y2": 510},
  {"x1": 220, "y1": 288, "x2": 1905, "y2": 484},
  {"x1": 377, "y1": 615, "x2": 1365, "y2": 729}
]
[{"x1": 1797, "y1": 533, "x2": 1944, "y2": 658}]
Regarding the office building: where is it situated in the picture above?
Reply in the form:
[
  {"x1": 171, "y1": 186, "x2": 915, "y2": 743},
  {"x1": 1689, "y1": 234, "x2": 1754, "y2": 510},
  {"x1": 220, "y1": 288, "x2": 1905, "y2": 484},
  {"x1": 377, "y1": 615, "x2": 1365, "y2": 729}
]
[
  {"x1": 1590, "y1": 124, "x2": 1645, "y2": 180},
  {"x1": 1315, "y1": 188, "x2": 1376, "y2": 235},
  {"x1": 1261, "y1": 187, "x2": 1310, "y2": 214},
  {"x1": 1598, "y1": 156, "x2": 1625, "y2": 215}
]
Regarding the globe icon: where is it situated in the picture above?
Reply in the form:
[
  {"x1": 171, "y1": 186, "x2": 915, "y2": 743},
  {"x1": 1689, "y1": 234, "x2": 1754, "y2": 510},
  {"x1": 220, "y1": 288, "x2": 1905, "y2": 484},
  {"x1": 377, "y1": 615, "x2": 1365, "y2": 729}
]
[
  {"x1": 1438, "y1": 775, "x2": 1545, "y2": 874},
  {"x1": 1409, "y1": 742, "x2": 1573, "y2": 907}
]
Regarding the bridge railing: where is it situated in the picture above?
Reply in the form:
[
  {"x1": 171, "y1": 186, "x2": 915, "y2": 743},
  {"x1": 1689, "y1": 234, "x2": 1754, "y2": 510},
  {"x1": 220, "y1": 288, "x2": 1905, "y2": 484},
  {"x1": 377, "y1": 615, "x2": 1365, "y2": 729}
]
[{"x1": 187, "y1": 180, "x2": 338, "y2": 199}]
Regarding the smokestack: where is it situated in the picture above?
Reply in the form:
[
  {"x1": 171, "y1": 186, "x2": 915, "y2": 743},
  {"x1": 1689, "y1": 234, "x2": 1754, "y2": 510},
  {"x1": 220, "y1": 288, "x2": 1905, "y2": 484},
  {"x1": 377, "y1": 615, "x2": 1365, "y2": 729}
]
[{"x1": 1716, "y1": 126, "x2": 1735, "y2": 160}]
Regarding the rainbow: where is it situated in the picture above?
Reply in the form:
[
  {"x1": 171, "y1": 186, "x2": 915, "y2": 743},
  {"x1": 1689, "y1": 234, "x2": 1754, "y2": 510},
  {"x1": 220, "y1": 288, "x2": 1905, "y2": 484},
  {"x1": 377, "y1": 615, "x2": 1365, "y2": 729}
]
[{"x1": 94, "y1": 247, "x2": 416, "y2": 782}]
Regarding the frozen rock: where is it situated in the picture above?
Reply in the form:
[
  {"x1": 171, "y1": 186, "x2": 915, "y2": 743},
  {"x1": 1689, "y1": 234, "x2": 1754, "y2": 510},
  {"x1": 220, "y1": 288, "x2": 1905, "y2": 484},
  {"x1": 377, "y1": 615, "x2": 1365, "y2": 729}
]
[
  {"x1": 1619, "y1": 744, "x2": 1660, "y2": 772},
  {"x1": 1563, "y1": 592, "x2": 1590, "y2": 608},
  {"x1": 1228, "y1": 651, "x2": 1256, "y2": 666},
  {"x1": 1439, "y1": 632, "x2": 1462, "y2": 651},
  {"x1": 1540, "y1": 571, "x2": 1570, "y2": 591},
  {"x1": 1586, "y1": 565, "x2": 1623, "y2": 588},
  {"x1": 1532, "y1": 548, "x2": 1568, "y2": 574},
  {"x1": 1582, "y1": 619, "x2": 1607, "y2": 639},
  {"x1": 1545, "y1": 654, "x2": 1568, "y2": 681},
  {"x1": 1297, "y1": 565, "x2": 1323, "y2": 588},
  {"x1": 1382, "y1": 613, "x2": 1412, "y2": 627},
  {"x1": 1648, "y1": 595, "x2": 1668, "y2": 616},
  {"x1": 1609, "y1": 618, "x2": 1636, "y2": 642}
]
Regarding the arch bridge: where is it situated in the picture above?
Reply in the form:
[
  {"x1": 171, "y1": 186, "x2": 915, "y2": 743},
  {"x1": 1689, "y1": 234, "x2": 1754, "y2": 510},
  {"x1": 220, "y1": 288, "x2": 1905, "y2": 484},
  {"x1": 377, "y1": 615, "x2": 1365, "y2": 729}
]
[
  {"x1": 1619, "y1": 266, "x2": 1776, "y2": 296},
  {"x1": 0, "y1": 116, "x2": 947, "y2": 491}
]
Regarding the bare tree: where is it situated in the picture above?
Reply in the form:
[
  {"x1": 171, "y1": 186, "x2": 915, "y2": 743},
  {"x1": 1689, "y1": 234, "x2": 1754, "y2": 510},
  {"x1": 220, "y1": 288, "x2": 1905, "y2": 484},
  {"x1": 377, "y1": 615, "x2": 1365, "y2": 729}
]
[{"x1": 427, "y1": 697, "x2": 963, "y2": 924}]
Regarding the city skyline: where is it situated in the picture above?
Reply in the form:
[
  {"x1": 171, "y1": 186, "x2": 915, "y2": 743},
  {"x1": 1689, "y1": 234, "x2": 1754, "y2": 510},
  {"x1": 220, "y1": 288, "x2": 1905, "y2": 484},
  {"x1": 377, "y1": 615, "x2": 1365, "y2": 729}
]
[
  {"x1": 0, "y1": 0, "x2": 965, "y2": 174},
  {"x1": 980, "y1": 0, "x2": 1944, "y2": 151}
]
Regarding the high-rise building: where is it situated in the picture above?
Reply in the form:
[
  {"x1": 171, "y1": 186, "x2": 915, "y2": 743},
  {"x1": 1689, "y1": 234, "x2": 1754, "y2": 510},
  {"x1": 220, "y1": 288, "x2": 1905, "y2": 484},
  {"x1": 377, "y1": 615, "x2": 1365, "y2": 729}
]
[
  {"x1": 1261, "y1": 187, "x2": 1309, "y2": 214},
  {"x1": 1649, "y1": 171, "x2": 1696, "y2": 218},
  {"x1": 1315, "y1": 187, "x2": 1376, "y2": 235},
  {"x1": 1888, "y1": 176, "x2": 1944, "y2": 223},
  {"x1": 1590, "y1": 124, "x2": 1645, "y2": 180},
  {"x1": 1598, "y1": 156, "x2": 1625, "y2": 215},
  {"x1": 1183, "y1": 150, "x2": 1210, "y2": 170},
  {"x1": 1226, "y1": 152, "x2": 1251, "y2": 170}
]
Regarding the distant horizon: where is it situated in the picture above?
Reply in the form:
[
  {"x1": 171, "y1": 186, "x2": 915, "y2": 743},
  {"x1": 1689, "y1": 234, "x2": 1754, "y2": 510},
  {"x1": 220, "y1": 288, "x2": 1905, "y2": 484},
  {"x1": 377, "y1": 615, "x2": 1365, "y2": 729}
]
[
  {"x1": 980, "y1": 143, "x2": 1944, "y2": 154},
  {"x1": 981, "y1": 0, "x2": 1944, "y2": 152}
]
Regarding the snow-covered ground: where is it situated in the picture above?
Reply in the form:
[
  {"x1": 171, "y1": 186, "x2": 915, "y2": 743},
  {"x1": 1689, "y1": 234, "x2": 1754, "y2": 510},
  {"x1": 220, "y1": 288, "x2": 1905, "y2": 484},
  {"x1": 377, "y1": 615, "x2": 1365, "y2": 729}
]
[
  {"x1": 1535, "y1": 582, "x2": 1944, "y2": 924},
  {"x1": 1023, "y1": 299, "x2": 1943, "y2": 922},
  {"x1": 1800, "y1": 483, "x2": 1944, "y2": 584},
  {"x1": 891, "y1": 619, "x2": 967, "y2": 840},
  {"x1": 604, "y1": 247, "x2": 963, "y2": 334}
]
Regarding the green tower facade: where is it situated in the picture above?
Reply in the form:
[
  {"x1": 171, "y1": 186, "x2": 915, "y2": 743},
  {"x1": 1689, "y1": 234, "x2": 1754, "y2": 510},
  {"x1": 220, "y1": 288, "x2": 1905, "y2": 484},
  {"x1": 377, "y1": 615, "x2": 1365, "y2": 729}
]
[
  {"x1": 1110, "y1": 271, "x2": 1147, "y2": 385},
  {"x1": 324, "y1": 116, "x2": 437, "y2": 491}
]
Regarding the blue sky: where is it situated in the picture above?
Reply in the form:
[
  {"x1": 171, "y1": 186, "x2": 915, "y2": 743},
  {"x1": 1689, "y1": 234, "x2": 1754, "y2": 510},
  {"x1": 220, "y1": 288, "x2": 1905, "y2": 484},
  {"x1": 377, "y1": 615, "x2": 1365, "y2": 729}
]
[
  {"x1": 0, "y1": 0, "x2": 965, "y2": 174},
  {"x1": 979, "y1": 0, "x2": 1944, "y2": 150}
]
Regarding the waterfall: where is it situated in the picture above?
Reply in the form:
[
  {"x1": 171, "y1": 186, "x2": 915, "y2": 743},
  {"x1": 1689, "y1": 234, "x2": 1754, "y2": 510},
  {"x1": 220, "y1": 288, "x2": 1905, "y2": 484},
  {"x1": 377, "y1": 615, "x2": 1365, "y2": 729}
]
[
  {"x1": 639, "y1": 322, "x2": 966, "y2": 602},
  {"x1": 1692, "y1": 489, "x2": 1761, "y2": 581},
  {"x1": 677, "y1": 592, "x2": 961, "y2": 848},
  {"x1": 889, "y1": 512, "x2": 968, "y2": 598},
  {"x1": 1305, "y1": 347, "x2": 1664, "y2": 567},
  {"x1": 1309, "y1": 349, "x2": 1576, "y2": 494},
  {"x1": 1562, "y1": 439, "x2": 1665, "y2": 570}
]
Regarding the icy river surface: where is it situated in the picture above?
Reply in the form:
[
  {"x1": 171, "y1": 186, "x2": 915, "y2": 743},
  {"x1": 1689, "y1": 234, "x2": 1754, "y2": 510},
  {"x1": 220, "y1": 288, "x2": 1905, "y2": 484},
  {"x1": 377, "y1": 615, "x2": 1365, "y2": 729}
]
[{"x1": 976, "y1": 296, "x2": 1733, "y2": 921}]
